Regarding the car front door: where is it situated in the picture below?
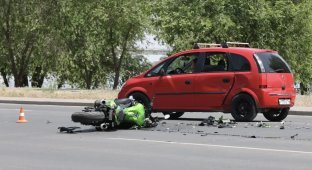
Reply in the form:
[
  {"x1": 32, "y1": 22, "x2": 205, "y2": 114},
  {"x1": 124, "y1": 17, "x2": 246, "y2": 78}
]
[{"x1": 152, "y1": 53, "x2": 200, "y2": 111}]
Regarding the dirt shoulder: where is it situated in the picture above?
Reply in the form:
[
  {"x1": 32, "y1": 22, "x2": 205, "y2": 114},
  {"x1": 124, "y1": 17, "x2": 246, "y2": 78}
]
[
  {"x1": 0, "y1": 88, "x2": 119, "y2": 100},
  {"x1": 0, "y1": 87, "x2": 311, "y2": 107}
]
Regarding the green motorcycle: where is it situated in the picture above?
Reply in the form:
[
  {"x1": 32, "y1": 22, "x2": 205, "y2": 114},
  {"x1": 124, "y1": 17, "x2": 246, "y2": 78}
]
[{"x1": 72, "y1": 98, "x2": 148, "y2": 130}]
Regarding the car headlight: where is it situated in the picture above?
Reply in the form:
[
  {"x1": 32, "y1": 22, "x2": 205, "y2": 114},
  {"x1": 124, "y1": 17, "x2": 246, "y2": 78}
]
[{"x1": 120, "y1": 82, "x2": 127, "y2": 89}]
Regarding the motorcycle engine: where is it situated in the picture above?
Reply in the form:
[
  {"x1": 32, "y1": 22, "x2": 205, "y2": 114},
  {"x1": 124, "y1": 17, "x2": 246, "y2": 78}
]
[{"x1": 94, "y1": 99, "x2": 106, "y2": 111}]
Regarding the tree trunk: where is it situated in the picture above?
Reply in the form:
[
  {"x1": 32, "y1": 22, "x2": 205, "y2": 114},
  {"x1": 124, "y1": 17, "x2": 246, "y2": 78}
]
[
  {"x1": 300, "y1": 82, "x2": 307, "y2": 95},
  {"x1": 113, "y1": 68, "x2": 120, "y2": 90},
  {"x1": 22, "y1": 74, "x2": 28, "y2": 87},
  {"x1": 85, "y1": 75, "x2": 92, "y2": 89},
  {"x1": 31, "y1": 66, "x2": 45, "y2": 88},
  {"x1": 0, "y1": 70, "x2": 9, "y2": 87}
]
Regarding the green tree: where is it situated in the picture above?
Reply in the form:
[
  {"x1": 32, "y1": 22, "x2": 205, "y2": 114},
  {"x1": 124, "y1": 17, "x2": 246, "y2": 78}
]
[
  {"x1": 59, "y1": 1, "x2": 109, "y2": 89},
  {"x1": 59, "y1": 0, "x2": 150, "y2": 89},
  {"x1": 0, "y1": 0, "x2": 61, "y2": 87},
  {"x1": 100, "y1": 0, "x2": 150, "y2": 89},
  {"x1": 152, "y1": 0, "x2": 312, "y2": 94},
  {"x1": 121, "y1": 54, "x2": 151, "y2": 83}
]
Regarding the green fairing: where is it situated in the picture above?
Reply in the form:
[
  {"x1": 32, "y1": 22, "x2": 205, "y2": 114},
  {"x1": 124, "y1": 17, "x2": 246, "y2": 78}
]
[
  {"x1": 104, "y1": 100, "x2": 145, "y2": 127},
  {"x1": 122, "y1": 103, "x2": 145, "y2": 126},
  {"x1": 105, "y1": 100, "x2": 117, "y2": 108}
]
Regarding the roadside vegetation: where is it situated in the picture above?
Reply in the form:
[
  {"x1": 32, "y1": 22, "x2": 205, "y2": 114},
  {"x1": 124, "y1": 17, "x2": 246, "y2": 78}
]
[{"x1": 0, "y1": 0, "x2": 312, "y2": 94}]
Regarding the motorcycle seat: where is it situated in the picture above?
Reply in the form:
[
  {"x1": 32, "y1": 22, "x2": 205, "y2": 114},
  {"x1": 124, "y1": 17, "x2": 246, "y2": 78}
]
[{"x1": 114, "y1": 98, "x2": 133, "y2": 107}]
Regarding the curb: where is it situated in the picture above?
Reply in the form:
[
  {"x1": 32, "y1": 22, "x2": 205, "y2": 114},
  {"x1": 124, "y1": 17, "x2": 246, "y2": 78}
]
[
  {"x1": 289, "y1": 110, "x2": 312, "y2": 116},
  {"x1": 0, "y1": 100, "x2": 93, "y2": 107},
  {"x1": 0, "y1": 99, "x2": 311, "y2": 116}
]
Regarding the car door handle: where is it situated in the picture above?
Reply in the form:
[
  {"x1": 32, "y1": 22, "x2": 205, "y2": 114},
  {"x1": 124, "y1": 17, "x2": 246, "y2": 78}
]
[
  {"x1": 222, "y1": 78, "x2": 230, "y2": 83},
  {"x1": 185, "y1": 80, "x2": 192, "y2": 85}
]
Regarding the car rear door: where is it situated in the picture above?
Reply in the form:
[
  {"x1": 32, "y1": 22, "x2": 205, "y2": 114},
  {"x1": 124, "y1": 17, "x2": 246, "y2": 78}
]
[{"x1": 193, "y1": 52, "x2": 234, "y2": 110}]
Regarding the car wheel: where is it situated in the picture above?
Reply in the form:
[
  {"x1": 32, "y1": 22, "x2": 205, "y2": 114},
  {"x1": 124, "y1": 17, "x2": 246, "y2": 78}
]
[
  {"x1": 129, "y1": 92, "x2": 151, "y2": 117},
  {"x1": 263, "y1": 108, "x2": 289, "y2": 121},
  {"x1": 231, "y1": 94, "x2": 257, "y2": 122},
  {"x1": 162, "y1": 112, "x2": 184, "y2": 119}
]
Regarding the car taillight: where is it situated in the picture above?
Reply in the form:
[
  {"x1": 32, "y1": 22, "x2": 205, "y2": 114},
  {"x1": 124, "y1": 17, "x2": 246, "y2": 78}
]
[{"x1": 259, "y1": 85, "x2": 267, "y2": 89}]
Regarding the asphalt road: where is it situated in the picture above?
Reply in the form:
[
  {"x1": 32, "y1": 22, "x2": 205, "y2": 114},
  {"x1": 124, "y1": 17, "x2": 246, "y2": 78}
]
[{"x1": 0, "y1": 103, "x2": 311, "y2": 170}]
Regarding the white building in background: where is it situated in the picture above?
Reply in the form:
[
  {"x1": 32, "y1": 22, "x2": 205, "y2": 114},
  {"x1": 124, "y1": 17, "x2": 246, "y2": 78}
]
[
  {"x1": 136, "y1": 34, "x2": 171, "y2": 63},
  {"x1": 0, "y1": 34, "x2": 171, "y2": 88}
]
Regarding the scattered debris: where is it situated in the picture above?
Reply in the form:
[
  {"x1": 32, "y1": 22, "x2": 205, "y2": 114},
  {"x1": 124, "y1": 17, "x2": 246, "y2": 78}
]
[
  {"x1": 161, "y1": 122, "x2": 167, "y2": 125},
  {"x1": 58, "y1": 127, "x2": 80, "y2": 133},
  {"x1": 164, "y1": 114, "x2": 170, "y2": 120},
  {"x1": 144, "y1": 118, "x2": 158, "y2": 128},
  {"x1": 218, "y1": 124, "x2": 234, "y2": 128},
  {"x1": 198, "y1": 116, "x2": 236, "y2": 128},
  {"x1": 280, "y1": 121, "x2": 285, "y2": 129},
  {"x1": 256, "y1": 121, "x2": 271, "y2": 128},
  {"x1": 291, "y1": 134, "x2": 298, "y2": 139},
  {"x1": 217, "y1": 116, "x2": 224, "y2": 124},
  {"x1": 150, "y1": 116, "x2": 159, "y2": 123},
  {"x1": 250, "y1": 135, "x2": 256, "y2": 138},
  {"x1": 46, "y1": 120, "x2": 52, "y2": 124},
  {"x1": 199, "y1": 116, "x2": 215, "y2": 126}
]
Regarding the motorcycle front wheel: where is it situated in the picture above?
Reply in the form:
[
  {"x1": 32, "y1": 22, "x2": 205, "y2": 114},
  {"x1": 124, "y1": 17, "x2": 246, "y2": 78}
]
[{"x1": 71, "y1": 111, "x2": 105, "y2": 125}]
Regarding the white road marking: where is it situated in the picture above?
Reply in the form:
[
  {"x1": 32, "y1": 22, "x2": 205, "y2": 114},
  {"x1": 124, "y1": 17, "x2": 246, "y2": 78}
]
[{"x1": 106, "y1": 137, "x2": 312, "y2": 155}]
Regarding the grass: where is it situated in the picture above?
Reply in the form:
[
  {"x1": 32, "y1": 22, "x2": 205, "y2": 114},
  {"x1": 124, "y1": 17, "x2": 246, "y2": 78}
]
[{"x1": 0, "y1": 87, "x2": 311, "y2": 107}]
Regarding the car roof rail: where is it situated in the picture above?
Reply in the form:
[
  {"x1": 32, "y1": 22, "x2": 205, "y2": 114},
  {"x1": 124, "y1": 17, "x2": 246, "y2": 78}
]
[
  {"x1": 224, "y1": 42, "x2": 250, "y2": 48},
  {"x1": 193, "y1": 43, "x2": 222, "y2": 49},
  {"x1": 194, "y1": 42, "x2": 250, "y2": 49}
]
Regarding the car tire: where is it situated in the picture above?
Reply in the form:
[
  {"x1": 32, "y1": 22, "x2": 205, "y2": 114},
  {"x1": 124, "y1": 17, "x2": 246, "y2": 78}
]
[
  {"x1": 231, "y1": 94, "x2": 257, "y2": 122},
  {"x1": 71, "y1": 111, "x2": 105, "y2": 125},
  {"x1": 129, "y1": 92, "x2": 151, "y2": 117},
  {"x1": 162, "y1": 112, "x2": 184, "y2": 119},
  {"x1": 262, "y1": 108, "x2": 289, "y2": 121}
]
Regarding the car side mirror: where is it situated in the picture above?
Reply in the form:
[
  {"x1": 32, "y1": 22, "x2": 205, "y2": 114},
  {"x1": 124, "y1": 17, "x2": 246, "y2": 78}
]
[{"x1": 159, "y1": 68, "x2": 166, "y2": 76}]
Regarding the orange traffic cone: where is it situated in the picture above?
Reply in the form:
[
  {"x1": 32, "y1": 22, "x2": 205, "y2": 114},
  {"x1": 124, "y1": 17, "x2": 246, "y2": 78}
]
[{"x1": 16, "y1": 107, "x2": 28, "y2": 123}]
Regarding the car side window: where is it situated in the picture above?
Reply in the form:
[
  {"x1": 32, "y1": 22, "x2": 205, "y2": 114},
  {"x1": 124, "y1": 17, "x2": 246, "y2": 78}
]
[
  {"x1": 200, "y1": 52, "x2": 228, "y2": 72},
  {"x1": 166, "y1": 53, "x2": 199, "y2": 75},
  {"x1": 145, "y1": 62, "x2": 166, "y2": 77},
  {"x1": 229, "y1": 53, "x2": 250, "y2": 72}
]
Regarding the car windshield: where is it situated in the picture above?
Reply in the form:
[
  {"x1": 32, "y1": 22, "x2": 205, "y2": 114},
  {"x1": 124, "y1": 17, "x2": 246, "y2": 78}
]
[{"x1": 254, "y1": 52, "x2": 291, "y2": 73}]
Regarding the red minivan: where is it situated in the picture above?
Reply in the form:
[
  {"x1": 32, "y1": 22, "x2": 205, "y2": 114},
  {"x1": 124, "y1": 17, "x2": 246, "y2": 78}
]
[{"x1": 118, "y1": 43, "x2": 296, "y2": 121}]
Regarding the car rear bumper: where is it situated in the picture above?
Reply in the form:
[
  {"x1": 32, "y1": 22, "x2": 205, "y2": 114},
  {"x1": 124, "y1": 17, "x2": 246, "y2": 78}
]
[{"x1": 258, "y1": 89, "x2": 296, "y2": 108}]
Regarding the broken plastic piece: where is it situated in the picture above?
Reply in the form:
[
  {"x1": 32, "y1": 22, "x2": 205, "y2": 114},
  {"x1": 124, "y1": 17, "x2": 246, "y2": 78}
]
[
  {"x1": 58, "y1": 126, "x2": 80, "y2": 133},
  {"x1": 164, "y1": 114, "x2": 170, "y2": 119},
  {"x1": 291, "y1": 134, "x2": 298, "y2": 139}
]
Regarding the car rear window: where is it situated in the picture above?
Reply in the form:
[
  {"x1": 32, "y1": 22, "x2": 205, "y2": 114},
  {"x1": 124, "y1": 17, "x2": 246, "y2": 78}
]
[{"x1": 254, "y1": 52, "x2": 291, "y2": 73}]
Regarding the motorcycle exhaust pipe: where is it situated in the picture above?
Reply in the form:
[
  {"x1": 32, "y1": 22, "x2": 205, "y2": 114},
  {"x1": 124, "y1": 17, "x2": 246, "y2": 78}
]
[{"x1": 100, "y1": 123, "x2": 109, "y2": 130}]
